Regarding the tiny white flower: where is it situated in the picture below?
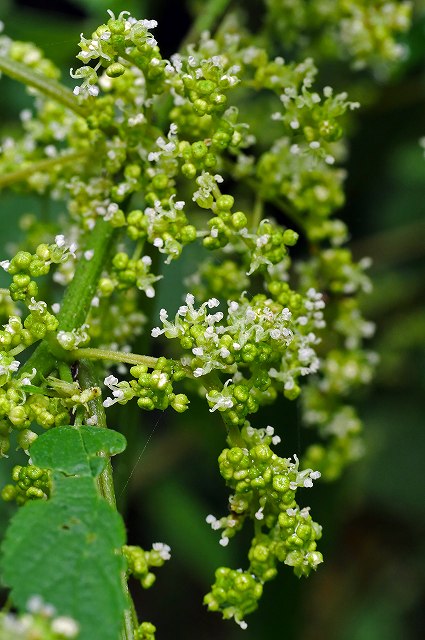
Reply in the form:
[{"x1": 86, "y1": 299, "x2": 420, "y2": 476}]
[
  {"x1": 51, "y1": 616, "x2": 80, "y2": 638},
  {"x1": 152, "y1": 542, "x2": 171, "y2": 560},
  {"x1": 104, "y1": 375, "x2": 118, "y2": 387}
]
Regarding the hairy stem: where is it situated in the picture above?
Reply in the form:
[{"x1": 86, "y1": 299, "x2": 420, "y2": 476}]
[
  {"x1": 70, "y1": 347, "x2": 158, "y2": 369},
  {"x1": 78, "y1": 359, "x2": 138, "y2": 640},
  {"x1": 0, "y1": 55, "x2": 88, "y2": 117},
  {"x1": 22, "y1": 218, "x2": 116, "y2": 380},
  {"x1": 0, "y1": 152, "x2": 88, "y2": 190}
]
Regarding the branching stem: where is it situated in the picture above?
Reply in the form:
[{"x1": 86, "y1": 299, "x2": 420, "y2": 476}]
[
  {"x1": 0, "y1": 55, "x2": 88, "y2": 117},
  {"x1": 0, "y1": 152, "x2": 89, "y2": 190},
  {"x1": 71, "y1": 347, "x2": 158, "y2": 369}
]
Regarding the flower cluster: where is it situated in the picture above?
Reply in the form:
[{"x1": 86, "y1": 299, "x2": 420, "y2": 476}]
[
  {"x1": 204, "y1": 424, "x2": 322, "y2": 627},
  {"x1": 123, "y1": 542, "x2": 171, "y2": 589},
  {"x1": 152, "y1": 289, "x2": 324, "y2": 418},
  {"x1": 0, "y1": 237, "x2": 76, "y2": 302},
  {"x1": 2, "y1": 463, "x2": 50, "y2": 504},
  {"x1": 265, "y1": 0, "x2": 412, "y2": 70},
  {"x1": 102, "y1": 358, "x2": 189, "y2": 413},
  {"x1": 71, "y1": 12, "x2": 163, "y2": 98},
  {"x1": 0, "y1": 596, "x2": 79, "y2": 640},
  {"x1": 0, "y1": 4, "x2": 383, "y2": 634}
]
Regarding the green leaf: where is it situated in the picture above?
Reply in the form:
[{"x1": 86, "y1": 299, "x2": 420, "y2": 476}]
[
  {"x1": 30, "y1": 425, "x2": 127, "y2": 478},
  {"x1": 1, "y1": 473, "x2": 127, "y2": 640}
]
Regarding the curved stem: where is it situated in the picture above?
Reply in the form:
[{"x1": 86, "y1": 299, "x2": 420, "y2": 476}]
[
  {"x1": 0, "y1": 55, "x2": 88, "y2": 117},
  {"x1": 70, "y1": 347, "x2": 158, "y2": 369},
  {"x1": 0, "y1": 152, "x2": 88, "y2": 190}
]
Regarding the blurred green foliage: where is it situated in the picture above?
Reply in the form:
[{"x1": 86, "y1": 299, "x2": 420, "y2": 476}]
[{"x1": 0, "y1": 1, "x2": 424, "y2": 638}]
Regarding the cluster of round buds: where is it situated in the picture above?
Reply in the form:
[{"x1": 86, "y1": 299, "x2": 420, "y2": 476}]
[
  {"x1": 165, "y1": 41, "x2": 241, "y2": 119},
  {"x1": 0, "y1": 367, "x2": 71, "y2": 435},
  {"x1": 152, "y1": 291, "x2": 325, "y2": 401},
  {"x1": 0, "y1": 237, "x2": 76, "y2": 302},
  {"x1": 264, "y1": 0, "x2": 411, "y2": 70},
  {"x1": 134, "y1": 622, "x2": 157, "y2": 640},
  {"x1": 0, "y1": 595, "x2": 79, "y2": 639},
  {"x1": 302, "y1": 426, "x2": 364, "y2": 482},
  {"x1": 176, "y1": 111, "x2": 242, "y2": 174},
  {"x1": 71, "y1": 12, "x2": 164, "y2": 98},
  {"x1": 5, "y1": 39, "x2": 60, "y2": 79},
  {"x1": 256, "y1": 138, "x2": 347, "y2": 238},
  {"x1": 209, "y1": 425, "x2": 321, "y2": 555},
  {"x1": 4, "y1": 300, "x2": 58, "y2": 349},
  {"x1": 218, "y1": 442, "x2": 320, "y2": 503},
  {"x1": 298, "y1": 248, "x2": 372, "y2": 296},
  {"x1": 56, "y1": 324, "x2": 89, "y2": 351},
  {"x1": 204, "y1": 425, "x2": 322, "y2": 624},
  {"x1": 2, "y1": 464, "x2": 50, "y2": 505},
  {"x1": 241, "y1": 219, "x2": 299, "y2": 275},
  {"x1": 102, "y1": 358, "x2": 189, "y2": 413},
  {"x1": 204, "y1": 567, "x2": 262, "y2": 630},
  {"x1": 98, "y1": 252, "x2": 160, "y2": 299},
  {"x1": 273, "y1": 83, "x2": 359, "y2": 149},
  {"x1": 123, "y1": 542, "x2": 171, "y2": 589},
  {"x1": 126, "y1": 199, "x2": 197, "y2": 264},
  {"x1": 185, "y1": 259, "x2": 249, "y2": 301},
  {"x1": 249, "y1": 506, "x2": 323, "y2": 581}
]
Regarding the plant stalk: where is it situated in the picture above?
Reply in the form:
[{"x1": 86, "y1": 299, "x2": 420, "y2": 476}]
[
  {"x1": 78, "y1": 359, "x2": 137, "y2": 640},
  {"x1": 0, "y1": 55, "x2": 88, "y2": 117},
  {"x1": 70, "y1": 347, "x2": 158, "y2": 369},
  {"x1": 22, "y1": 218, "x2": 116, "y2": 381},
  {"x1": 0, "y1": 152, "x2": 88, "y2": 190}
]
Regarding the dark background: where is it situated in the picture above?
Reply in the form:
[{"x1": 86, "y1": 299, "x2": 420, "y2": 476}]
[{"x1": 0, "y1": 1, "x2": 424, "y2": 638}]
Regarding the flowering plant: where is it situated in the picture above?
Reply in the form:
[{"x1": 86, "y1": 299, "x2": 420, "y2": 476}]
[{"x1": 0, "y1": 1, "x2": 412, "y2": 638}]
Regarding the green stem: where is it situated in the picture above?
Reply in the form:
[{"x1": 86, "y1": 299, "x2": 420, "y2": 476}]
[
  {"x1": 202, "y1": 372, "x2": 246, "y2": 448},
  {"x1": 182, "y1": 0, "x2": 233, "y2": 47},
  {"x1": 0, "y1": 55, "x2": 88, "y2": 117},
  {"x1": 22, "y1": 218, "x2": 116, "y2": 380},
  {"x1": 70, "y1": 347, "x2": 158, "y2": 369},
  {"x1": 78, "y1": 359, "x2": 137, "y2": 640},
  {"x1": 0, "y1": 152, "x2": 88, "y2": 190}
]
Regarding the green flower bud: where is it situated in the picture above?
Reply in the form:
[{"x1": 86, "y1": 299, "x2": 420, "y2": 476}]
[
  {"x1": 273, "y1": 475, "x2": 290, "y2": 492},
  {"x1": 191, "y1": 141, "x2": 208, "y2": 159},
  {"x1": 216, "y1": 195, "x2": 234, "y2": 212},
  {"x1": 181, "y1": 163, "x2": 197, "y2": 179},
  {"x1": 283, "y1": 229, "x2": 299, "y2": 246},
  {"x1": 106, "y1": 62, "x2": 126, "y2": 77}
]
